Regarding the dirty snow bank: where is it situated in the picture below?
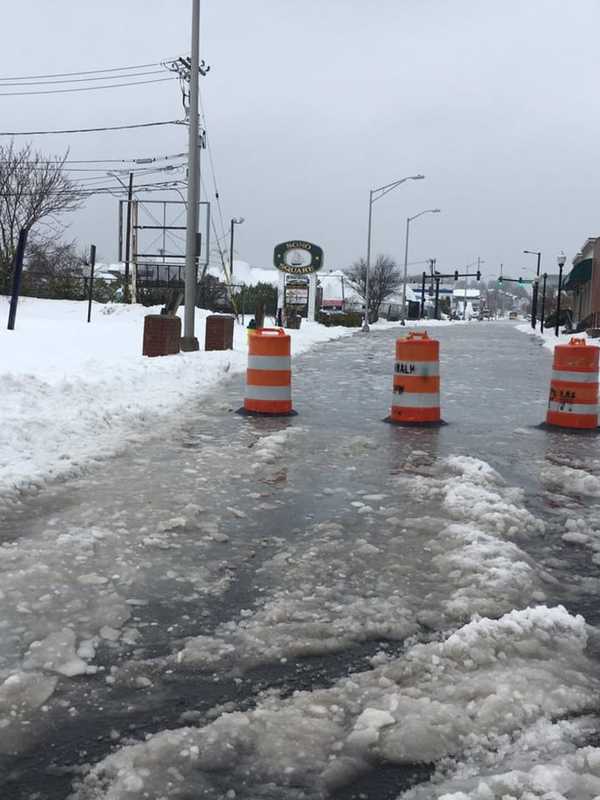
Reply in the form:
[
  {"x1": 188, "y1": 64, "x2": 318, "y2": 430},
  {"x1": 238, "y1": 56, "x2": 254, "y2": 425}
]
[
  {"x1": 70, "y1": 606, "x2": 599, "y2": 799},
  {"x1": 0, "y1": 297, "x2": 352, "y2": 504}
]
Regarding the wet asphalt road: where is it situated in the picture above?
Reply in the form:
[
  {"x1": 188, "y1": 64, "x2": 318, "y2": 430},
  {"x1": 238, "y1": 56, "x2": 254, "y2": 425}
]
[{"x1": 2, "y1": 320, "x2": 600, "y2": 800}]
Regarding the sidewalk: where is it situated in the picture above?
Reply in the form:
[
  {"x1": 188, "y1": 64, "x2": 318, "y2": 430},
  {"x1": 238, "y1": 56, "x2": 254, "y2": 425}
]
[{"x1": 0, "y1": 297, "x2": 354, "y2": 504}]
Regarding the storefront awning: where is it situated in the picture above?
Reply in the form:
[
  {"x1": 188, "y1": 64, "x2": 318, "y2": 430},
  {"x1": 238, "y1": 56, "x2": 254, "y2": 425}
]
[{"x1": 564, "y1": 258, "x2": 592, "y2": 291}]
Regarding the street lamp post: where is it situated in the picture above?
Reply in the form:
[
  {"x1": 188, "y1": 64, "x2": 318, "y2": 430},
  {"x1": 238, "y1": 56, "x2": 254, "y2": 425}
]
[
  {"x1": 555, "y1": 251, "x2": 566, "y2": 337},
  {"x1": 229, "y1": 217, "x2": 244, "y2": 282},
  {"x1": 540, "y1": 272, "x2": 547, "y2": 332},
  {"x1": 524, "y1": 250, "x2": 541, "y2": 329},
  {"x1": 401, "y1": 209, "x2": 441, "y2": 323},
  {"x1": 363, "y1": 174, "x2": 424, "y2": 331}
]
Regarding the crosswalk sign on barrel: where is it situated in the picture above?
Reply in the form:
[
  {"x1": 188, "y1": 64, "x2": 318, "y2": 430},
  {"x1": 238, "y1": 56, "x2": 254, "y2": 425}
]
[{"x1": 388, "y1": 331, "x2": 442, "y2": 426}]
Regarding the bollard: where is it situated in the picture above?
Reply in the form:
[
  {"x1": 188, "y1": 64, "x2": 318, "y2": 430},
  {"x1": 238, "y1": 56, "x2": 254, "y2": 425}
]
[
  {"x1": 546, "y1": 337, "x2": 599, "y2": 430},
  {"x1": 388, "y1": 330, "x2": 442, "y2": 425},
  {"x1": 241, "y1": 328, "x2": 295, "y2": 416}
]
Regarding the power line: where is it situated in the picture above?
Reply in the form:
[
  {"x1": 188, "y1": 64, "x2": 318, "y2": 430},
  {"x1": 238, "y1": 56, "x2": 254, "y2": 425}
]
[
  {"x1": 0, "y1": 69, "x2": 168, "y2": 87},
  {"x1": 26, "y1": 161, "x2": 186, "y2": 174},
  {"x1": 15, "y1": 152, "x2": 188, "y2": 165},
  {"x1": 0, "y1": 59, "x2": 175, "y2": 82},
  {"x1": 0, "y1": 119, "x2": 185, "y2": 136},
  {"x1": 0, "y1": 75, "x2": 176, "y2": 96},
  {"x1": 1, "y1": 180, "x2": 188, "y2": 198}
]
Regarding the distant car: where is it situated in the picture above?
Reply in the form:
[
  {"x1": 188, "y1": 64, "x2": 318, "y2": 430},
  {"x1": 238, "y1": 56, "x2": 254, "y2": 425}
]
[{"x1": 509, "y1": 311, "x2": 518, "y2": 320}]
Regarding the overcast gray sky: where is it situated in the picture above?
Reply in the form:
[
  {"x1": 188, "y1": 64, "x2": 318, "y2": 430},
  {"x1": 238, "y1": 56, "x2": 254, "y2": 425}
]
[{"x1": 1, "y1": 0, "x2": 598, "y2": 278}]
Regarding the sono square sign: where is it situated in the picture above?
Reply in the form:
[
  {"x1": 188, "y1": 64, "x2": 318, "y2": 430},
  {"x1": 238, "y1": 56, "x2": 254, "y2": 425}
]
[{"x1": 273, "y1": 241, "x2": 324, "y2": 275}]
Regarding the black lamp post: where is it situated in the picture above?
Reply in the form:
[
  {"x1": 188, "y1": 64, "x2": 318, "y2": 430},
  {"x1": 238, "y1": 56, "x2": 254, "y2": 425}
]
[
  {"x1": 540, "y1": 272, "x2": 547, "y2": 332},
  {"x1": 524, "y1": 250, "x2": 541, "y2": 329},
  {"x1": 555, "y1": 251, "x2": 566, "y2": 337}
]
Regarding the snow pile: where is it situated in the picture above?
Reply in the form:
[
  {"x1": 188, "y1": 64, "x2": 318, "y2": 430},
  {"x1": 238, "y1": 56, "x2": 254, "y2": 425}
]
[
  {"x1": 401, "y1": 717, "x2": 600, "y2": 799},
  {"x1": 70, "y1": 606, "x2": 599, "y2": 799},
  {"x1": 0, "y1": 297, "x2": 353, "y2": 505},
  {"x1": 541, "y1": 464, "x2": 600, "y2": 498}
]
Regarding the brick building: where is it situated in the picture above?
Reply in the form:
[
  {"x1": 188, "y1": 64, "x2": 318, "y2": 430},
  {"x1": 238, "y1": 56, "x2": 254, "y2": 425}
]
[{"x1": 565, "y1": 238, "x2": 600, "y2": 328}]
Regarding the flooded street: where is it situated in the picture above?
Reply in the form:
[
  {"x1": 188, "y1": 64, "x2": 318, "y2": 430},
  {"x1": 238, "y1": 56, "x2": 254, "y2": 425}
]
[{"x1": 3, "y1": 321, "x2": 600, "y2": 800}]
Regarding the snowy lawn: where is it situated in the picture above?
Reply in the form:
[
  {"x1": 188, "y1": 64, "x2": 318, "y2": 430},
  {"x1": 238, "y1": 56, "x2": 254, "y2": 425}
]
[{"x1": 0, "y1": 297, "x2": 356, "y2": 504}]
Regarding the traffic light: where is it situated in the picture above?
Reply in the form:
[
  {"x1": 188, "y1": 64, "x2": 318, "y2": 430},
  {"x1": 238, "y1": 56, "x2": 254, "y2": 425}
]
[
  {"x1": 518, "y1": 276, "x2": 523, "y2": 284},
  {"x1": 498, "y1": 276, "x2": 503, "y2": 283},
  {"x1": 454, "y1": 270, "x2": 459, "y2": 281},
  {"x1": 476, "y1": 270, "x2": 481, "y2": 281}
]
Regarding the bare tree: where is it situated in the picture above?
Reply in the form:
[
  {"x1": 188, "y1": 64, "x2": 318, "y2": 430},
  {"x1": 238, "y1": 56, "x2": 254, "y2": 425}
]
[
  {"x1": 0, "y1": 141, "x2": 82, "y2": 292},
  {"x1": 345, "y1": 254, "x2": 402, "y2": 322}
]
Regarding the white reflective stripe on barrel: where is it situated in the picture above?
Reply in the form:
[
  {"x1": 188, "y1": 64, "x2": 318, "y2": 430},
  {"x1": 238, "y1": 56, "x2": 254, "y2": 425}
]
[
  {"x1": 394, "y1": 361, "x2": 439, "y2": 377},
  {"x1": 547, "y1": 401, "x2": 598, "y2": 415},
  {"x1": 245, "y1": 385, "x2": 291, "y2": 401},
  {"x1": 551, "y1": 370, "x2": 599, "y2": 384},
  {"x1": 391, "y1": 392, "x2": 440, "y2": 409},
  {"x1": 247, "y1": 355, "x2": 291, "y2": 371}
]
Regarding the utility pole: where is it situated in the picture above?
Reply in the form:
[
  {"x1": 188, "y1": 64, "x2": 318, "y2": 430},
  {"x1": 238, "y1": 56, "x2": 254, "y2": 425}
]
[
  {"x1": 181, "y1": 0, "x2": 202, "y2": 351},
  {"x1": 124, "y1": 172, "x2": 133, "y2": 304}
]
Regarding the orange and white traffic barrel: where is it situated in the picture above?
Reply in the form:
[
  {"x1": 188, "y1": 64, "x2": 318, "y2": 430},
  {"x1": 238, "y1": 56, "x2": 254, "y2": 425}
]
[
  {"x1": 243, "y1": 327, "x2": 294, "y2": 416},
  {"x1": 388, "y1": 330, "x2": 442, "y2": 425},
  {"x1": 546, "y1": 337, "x2": 599, "y2": 430}
]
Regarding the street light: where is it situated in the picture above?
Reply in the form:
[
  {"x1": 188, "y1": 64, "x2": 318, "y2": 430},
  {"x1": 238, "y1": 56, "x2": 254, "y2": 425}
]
[
  {"x1": 230, "y1": 217, "x2": 244, "y2": 282},
  {"x1": 401, "y1": 209, "x2": 441, "y2": 322},
  {"x1": 523, "y1": 250, "x2": 541, "y2": 329},
  {"x1": 363, "y1": 174, "x2": 425, "y2": 331},
  {"x1": 555, "y1": 250, "x2": 566, "y2": 337}
]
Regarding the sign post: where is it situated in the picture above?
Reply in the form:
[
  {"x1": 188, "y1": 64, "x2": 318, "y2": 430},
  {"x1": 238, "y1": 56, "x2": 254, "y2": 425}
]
[{"x1": 273, "y1": 240, "x2": 324, "y2": 323}]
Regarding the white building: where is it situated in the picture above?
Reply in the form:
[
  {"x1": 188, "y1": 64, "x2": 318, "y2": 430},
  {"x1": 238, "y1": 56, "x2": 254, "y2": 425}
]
[{"x1": 452, "y1": 288, "x2": 480, "y2": 319}]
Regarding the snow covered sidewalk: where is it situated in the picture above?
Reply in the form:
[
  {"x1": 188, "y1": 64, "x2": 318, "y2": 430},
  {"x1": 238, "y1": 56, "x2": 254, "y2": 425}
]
[
  {"x1": 0, "y1": 297, "x2": 354, "y2": 504},
  {"x1": 516, "y1": 320, "x2": 594, "y2": 352}
]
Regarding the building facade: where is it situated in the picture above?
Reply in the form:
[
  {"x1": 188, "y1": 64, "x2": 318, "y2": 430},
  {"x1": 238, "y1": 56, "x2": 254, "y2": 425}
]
[{"x1": 565, "y1": 238, "x2": 600, "y2": 329}]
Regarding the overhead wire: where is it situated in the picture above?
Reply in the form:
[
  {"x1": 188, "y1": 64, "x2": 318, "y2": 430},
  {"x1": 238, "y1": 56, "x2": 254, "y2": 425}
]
[
  {"x1": 29, "y1": 152, "x2": 188, "y2": 165},
  {"x1": 0, "y1": 69, "x2": 169, "y2": 87},
  {"x1": 0, "y1": 76, "x2": 177, "y2": 96},
  {"x1": 0, "y1": 59, "x2": 176, "y2": 82},
  {"x1": 1, "y1": 180, "x2": 188, "y2": 198},
  {"x1": 0, "y1": 120, "x2": 185, "y2": 136}
]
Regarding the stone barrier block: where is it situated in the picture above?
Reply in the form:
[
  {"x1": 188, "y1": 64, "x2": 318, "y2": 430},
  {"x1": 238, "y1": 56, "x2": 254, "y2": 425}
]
[{"x1": 143, "y1": 315, "x2": 182, "y2": 357}]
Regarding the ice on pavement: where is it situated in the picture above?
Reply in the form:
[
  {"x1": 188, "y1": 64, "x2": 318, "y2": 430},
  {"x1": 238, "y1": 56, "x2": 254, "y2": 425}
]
[
  {"x1": 177, "y1": 455, "x2": 546, "y2": 673},
  {"x1": 71, "y1": 606, "x2": 599, "y2": 799},
  {"x1": 541, "y1": 464, "x2": 600, "y2": 498},
  {"x1": 0, "y1": 423, "x2": 307, "y2": 741}
]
